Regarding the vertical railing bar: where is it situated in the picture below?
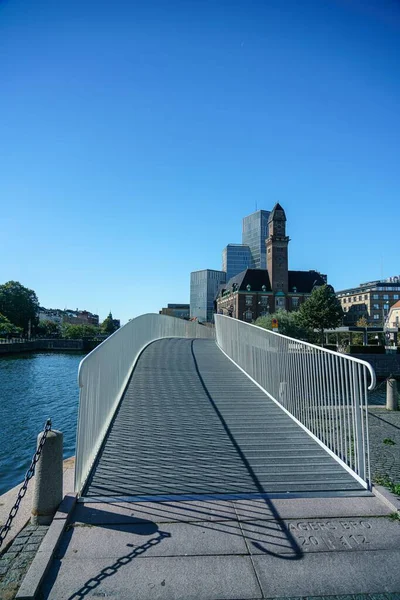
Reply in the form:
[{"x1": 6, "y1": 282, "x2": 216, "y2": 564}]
[
  {"x1": 358, "y1": 362, "x2": 366, "y2": 482},
  {"x1": 351, "y1": 362, "x2": 360, "y2": 476},
  {"x1": 344, "y1": 359, "x2": 352, "y2": 469},
  {"x1": 333, "y1": 354, "x2": 340, "y2": 459},
  {"x1": 327, "y1": 352, "x2": 335, "y2": 454},
  {"x1": 363, "y1": 368, "x2": 371, "y2": 489},
  {"x1": 288, "y1": 337, "x2": 296, "y2": 418},
  {"x1": 314, "y1": 349, "x2": 323, "y2": 444},
  {"x1": 338, "y1": 356, "x2": 345, "y2": 463},
  {"x1": 311, "y1": 348, "x2": 319, "y2": 440},
  {"x1": 318, "y1": 350, "x2": 327, "y2": 447}
]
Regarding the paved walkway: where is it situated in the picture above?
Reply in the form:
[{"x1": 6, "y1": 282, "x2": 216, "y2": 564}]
[
  {"x1": 40, "y1": 494, "x2": 400, "y2": 599},
  {"x1": 369, "y1": 408, "x2": 400, "y2": 484}
]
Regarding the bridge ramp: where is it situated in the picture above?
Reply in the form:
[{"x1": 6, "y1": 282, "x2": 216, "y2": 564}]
[{"x1": 84, "y1": 338, "x2": 365, "y2": 498}]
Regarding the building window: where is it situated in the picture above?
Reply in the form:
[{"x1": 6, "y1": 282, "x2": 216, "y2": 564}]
[
  {"x1": 358, "y1": 296, "x2": 361, "y2": 301},
  {"x1": 292, "y1": 297, "x2": 299, "y2": 308},
  {"x1": 384, "y1": 304, "x2": 389, "y2": 312},
  {"x1": 364, "y1": 295, "x2": 368, "y2": 300},
  {"x1": 373, "y1": 304, "x2": 379, "y2": 310},
  {"x1": 244, "y1": 310, "x2": 252, "y2": 320},
  {"x1": 373, "y1": 294, "x2": 379, "y2": 299},
  {"x1": 373, "y1": 314, "x2": 380, "y2": 320},
  {"x1": 394, "y1": 295, "x2": 399, "y2": 300},
  {"x1": 245, "y1": 295, "x2": 253, "y2": 306},
  {"x1": 260, "y1": 296, "x2": 268, "y2": 306},
  {"x1": 383, "y1": 294, "x2": 389, "y2": 300}
]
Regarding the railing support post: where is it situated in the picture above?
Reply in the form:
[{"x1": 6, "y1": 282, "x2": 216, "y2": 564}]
[{"x1": 31, "y1": 430, "x2": 63, "y2": 525}]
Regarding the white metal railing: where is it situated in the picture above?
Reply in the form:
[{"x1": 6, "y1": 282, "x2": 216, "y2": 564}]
[
  {"x1": 75, "y1": 314, "x2": 215, "y2": 494},
  {"x1": 215, "y1": 315, "x2": 376, "y2": 489}
]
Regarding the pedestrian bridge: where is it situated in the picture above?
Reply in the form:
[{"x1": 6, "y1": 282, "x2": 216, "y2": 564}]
[{"x1": 75, "y1": 315, "x2": 376, "y2": 501}]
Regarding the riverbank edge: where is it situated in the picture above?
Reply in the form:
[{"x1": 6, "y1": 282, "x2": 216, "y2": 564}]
[
  {"x1": 0, "y1": 457, "x2": 75, "y2": 556},
  {"x1": 0, "y1": 340, "x2": 100, "y2": 356}
]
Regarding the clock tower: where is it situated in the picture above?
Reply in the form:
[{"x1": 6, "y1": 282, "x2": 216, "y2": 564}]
[{"x1": 266, "y1": 203, "x2": 290, "y2": 294}]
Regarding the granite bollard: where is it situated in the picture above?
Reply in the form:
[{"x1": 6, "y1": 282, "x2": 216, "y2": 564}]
[
  {"x1": 31, "y1": 430, "x2": 63, "y2": 525},
  {"x1": 386, "y1": 377, "x2": 398, "y2": 411}
]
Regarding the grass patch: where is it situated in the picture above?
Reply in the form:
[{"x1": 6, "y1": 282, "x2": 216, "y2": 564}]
[
  {"x1": 374, "y1": 474, "x2": 400, "y2": 497},
  {"x1": 388, "y1": 512, "x2": 400, "y2": 521},
  {"x1": 383, "y1": 438, "x2": 396, "y2": 446}
]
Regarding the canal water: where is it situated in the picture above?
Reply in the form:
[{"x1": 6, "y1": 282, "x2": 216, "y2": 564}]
[
  {"x1": 0, "y1": 352, "x2": 84, "y2": 496},
  {"x1": 0, "y1": 351, "x2": 394, "y2": 496}
]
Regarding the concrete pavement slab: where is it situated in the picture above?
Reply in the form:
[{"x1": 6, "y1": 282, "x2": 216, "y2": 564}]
[
  {"x1": 41, "y1": 555, "x2": 262, "y2": 600},
  {"x1": 241, "y1": 517, "x2": 400, "y2": 555},
  {"x1": 58, "y1": 519, "x2": 247, "y2": 559},
  {"x1": 74, "y1": 499, "x2": 236, "y2": 524},
  {"x1": 233, "y1": 495, "x2": 392, "y2": 521},
  {"x1": 252, "y1": 550, "x2": 400, "y2": 597}
]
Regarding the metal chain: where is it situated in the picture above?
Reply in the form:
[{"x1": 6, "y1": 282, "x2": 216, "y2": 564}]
[
  {"x1": 0, "y1": 419, "x2": 52, "y2": 550},
  {"x1": 370, "y1": 375, "x2": 400, "y2": 401}
]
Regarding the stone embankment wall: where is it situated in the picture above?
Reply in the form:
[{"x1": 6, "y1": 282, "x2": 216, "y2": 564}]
[
  {"x1": 0, "y1": 339, "x2": 86, "y2": 355},
  {"x1": 352, "y1": 353, "x2": 400, "y2": 378}
]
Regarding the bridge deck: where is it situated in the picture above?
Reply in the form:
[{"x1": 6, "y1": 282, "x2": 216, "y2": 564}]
[{"x1": 84, "y1": 338, "x2": 365, "y2": 498}]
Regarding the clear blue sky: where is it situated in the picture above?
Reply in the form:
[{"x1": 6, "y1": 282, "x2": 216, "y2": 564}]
[{"x1": 1, "y1": 0, "x2": 399, "y2": 324}]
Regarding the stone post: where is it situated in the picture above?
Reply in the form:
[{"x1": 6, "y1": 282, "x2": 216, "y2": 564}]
[
  {"x1": 31, "y1": 430, "x2": 63, "y2": 525},
  {"x1": 386, "y1": 378, "x2": 398, "y2": 411}
]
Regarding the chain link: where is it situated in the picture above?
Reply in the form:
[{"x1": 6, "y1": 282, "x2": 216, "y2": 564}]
[{"x1": 0, "y1": 419, "x2": 52, "y2": 550}]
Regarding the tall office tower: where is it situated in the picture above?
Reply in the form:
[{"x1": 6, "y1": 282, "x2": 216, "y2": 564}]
[
  {"x1": 242, "y1": 209, "x2": 271, "y2": 269},
  {"x1": 222, "y1": 244, "x2": 253, "y2": 282},
  {"x1": 190, "y1": 269, "x2": 226, "y2": 322}
]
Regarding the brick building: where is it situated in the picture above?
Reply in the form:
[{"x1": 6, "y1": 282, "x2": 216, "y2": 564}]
[{"x1": 216, "y1": 203, "x2": 327, "y2": 321}]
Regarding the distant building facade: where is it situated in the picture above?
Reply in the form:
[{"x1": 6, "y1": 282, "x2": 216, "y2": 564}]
[
  {"x1": 242, "y1": 209, "x2": 270, "y2": 269},
  {"x1": 190, "y1": 269, "x2": 226, "y2": 323},
  {"x1": 222, "y1": 244, "x2": 253, "y2": 281},
  {"x1": 216, "y1": 203, "x2": 327, "y2": 321},
  {"x1": 38, "y1": 308, "x2": 64, "y2": 325},
  {"x1": 63, "y1": 309, "x2": 99, "y2": 326},
  {"x1": 386, "y1": 300, "x2": 400, "y2": 329},
  {"x1": 337, "y1": 276, "x2": 400, "y2": 326},
  {"x1": 39, "y1": 307, "x2": 100, "y2": 327},
  {"x1": 159, "y1": 304, "x2": 190, "y2": 319}
]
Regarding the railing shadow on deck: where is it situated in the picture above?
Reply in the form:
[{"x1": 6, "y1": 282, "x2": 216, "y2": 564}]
[{"x1": 41, "y1": 498, "x2": 303, "y2": 599}]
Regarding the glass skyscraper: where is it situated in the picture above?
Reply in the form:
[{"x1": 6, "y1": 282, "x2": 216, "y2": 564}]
[
  {"x1": 222, "y1": 244, "x2": 253, "y2": 282},
  {"x1": 190, "y1": 269, "x2": 226, "y2": 322},
  {"x1": 242, "y1": 209, "x2": 270, "y2": 269}
]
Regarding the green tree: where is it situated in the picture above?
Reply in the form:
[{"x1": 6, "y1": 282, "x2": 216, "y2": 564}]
[
  {"x1": 297, "y1": 284, "x2": 344, "y2": 344},
  {"x1": 255, "y1": 310, "x2": 311, "y2": 340},
  {"x1": 0, "y1": 281, "x2": 39, "y2": 333},
  {"x1": 0, "y1": 313, "x2": 22, "y2": 337},
  {"x1": 36, "y1": 320, "x2": 61, "y2": 337},
  {"x1": 61, "y1": 324, "x2": 99, "y2": 339},
  {"x1": 101, "y1": 312, "x2": 119, "y2": 335}
]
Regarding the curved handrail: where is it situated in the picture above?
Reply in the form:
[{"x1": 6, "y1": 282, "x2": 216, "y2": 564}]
[
  {"x1": 214, "y1": 314, "x2": 375, "y2": 488},
  {"x1": 75, "y1": 314, "x2": 214, "y2": 494}
]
